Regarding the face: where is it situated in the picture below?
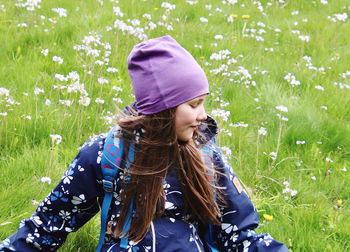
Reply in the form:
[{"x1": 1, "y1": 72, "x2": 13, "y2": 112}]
[{"x1": 175, "y1": 94, "x2": 208, "y2": 142}]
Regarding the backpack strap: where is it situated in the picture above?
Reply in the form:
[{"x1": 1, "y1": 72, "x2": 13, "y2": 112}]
[
  {"x1": 96, "y1": 127, "x2": 135, "y2": 252},
  {"x1": 201, "y1": 142, "x2": 219, "y2": 252}
]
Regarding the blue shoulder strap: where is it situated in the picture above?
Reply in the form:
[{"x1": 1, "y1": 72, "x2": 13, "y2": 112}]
[
  {"x1": 96, "y1": 127, "x2": 135, "y2": 252},
  {"x1": 202, "y1": 142, "x2": 219, "y2": 252}
]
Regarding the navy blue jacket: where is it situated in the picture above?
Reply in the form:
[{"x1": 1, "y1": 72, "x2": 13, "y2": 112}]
[{"x1": 0, "y1": 116, "x2": 289, "y2": 251}]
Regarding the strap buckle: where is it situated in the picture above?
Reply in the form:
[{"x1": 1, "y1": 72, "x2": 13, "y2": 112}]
[{"x1": 102, "y1": 180, "x2": 114, "y2": 193}]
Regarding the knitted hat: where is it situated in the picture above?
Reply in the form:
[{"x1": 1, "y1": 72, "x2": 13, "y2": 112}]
[{"x1": 127, "y1": 35, "x2": 209, "y2": 115}]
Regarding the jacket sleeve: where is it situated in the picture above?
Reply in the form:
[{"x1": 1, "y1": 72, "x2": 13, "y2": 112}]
[
  {"x1": 0, "y1": 134, "x2": 107, "y2": 252},
  {"x1": 210, "y1": 140, "x2": 289, "y2": 251}
]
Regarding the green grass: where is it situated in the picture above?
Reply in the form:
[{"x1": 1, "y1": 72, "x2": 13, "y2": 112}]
[{"x1": 1, "y1": 0, "x2": 350, "y2": 251}]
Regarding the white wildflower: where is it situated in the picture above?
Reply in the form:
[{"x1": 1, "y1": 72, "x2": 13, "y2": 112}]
[
  {"x1": 205, "y1": 4, "x2": 212, "y2": 10},
  {"x1": 52, "y1": 8, "x2": 67, "y2": 17},
  {"x1": 50, "y1": 134, "x2": 62, "y2": 145},
  {"x1": 41, "y1": 49, "x2": 49, "y2": 56},
  {"x1": 275, "y1": 105, "x2": 288, "y2": 113},
  {"x1": 232, "y1": 122, "x2": 248, "y2": 128},
  {"x1": 32, "y1": 200, "x2": 40, "y2": 205},
  {"x1": 142, "y1": 13, "x2": 152, "y2": 20},
  {"x1": 161, "y1": 2, "x2": 176, "y2": 10},
  {"x1": 131, "y1": 19, "x2": 141, "y2": 26},
  {"x1": 107, "y1": 67, "x2": 118, "y2": 73},
  {"x1": 59, "y1": 99, "x2": 73, "y2": 106},
  {"x1": 315, "y1": 85, "x2": 324, "y2": 91},
  {"x1": 0, "y1": 87, "x2": 10, "y2": 97},
  {"x1": 214, "y1": 34, "x2": 224, "y2": 40},
  {"x1": 55, "y1": 73, "x2": 68, "y2": 82},
  {"x1": 21, "y1": 114, "x2": 31, "y2": 120},
  {"x1": 283, "y1": 181, "x2": 290, "y2": 187},
  {"x1": 67, "y1": 71, "x2": 80, "y2": 81},
  {"x1": 269, "y1": 152, "x2": 277, "y2": 160},
  {"x1": 284, "y1": 73, "x2": 300, "y2": 86},
  {"x1": 200, "y1": 17, "x2": 208, "y2": 23},
  {"x1": 40, "y1": 176, "x2": 52, "y2": 184},
  {"x1": 333, "y1": 13, "x2": 348, "y2": 22},
  {"x1": 17, "y1": 23, "x2": 28, "y2": 27},
  {"x1": 148, "y1": 21, "x2": 157, "y2": 30},
  {"x1": 211, "y1": 109, "x2": 230, "y2": 121},
  {"x1": 34, "y1": 87, "x2": 44, "y2": 96},
  {"x1": 220, "y1": 146, "x2": 232, "y2": 159},
  {"x1": 299, "y1": 35, "x2": 310, "y2": 42},
  {"x1": 52, "y1": 56, "x2": 63, "y2": 64},
  {"x1": 113, "y1": 6, "x2": 124, "y2": 17},
  {"x1": 258, "y1": 127, "x2": 267, "y2": 136},
  {"x1": 97, "y1": 77, "x2": 109, "y2": 85},
  {"x1": 95, "y1": 98, "x2": 105, "y2": 104},
  {"x1": 78, "y1": 96, "x2": 91, "y2": 106}
]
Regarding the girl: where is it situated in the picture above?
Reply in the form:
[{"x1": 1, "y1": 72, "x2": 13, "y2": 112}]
[{"x1": 0, "y1": 35, "x2": 289, "y2": 251}]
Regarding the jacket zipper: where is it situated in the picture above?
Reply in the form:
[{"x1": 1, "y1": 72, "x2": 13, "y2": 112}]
[
  {"x1": 150, "y1": 221, "x2": 156, "y2": 252},
  {"x1": 193, "y1": 236, "x2": 202, "y2": 252},
  {"x1": 107, "y1": 243, "x2": 118, "y2": 252}
]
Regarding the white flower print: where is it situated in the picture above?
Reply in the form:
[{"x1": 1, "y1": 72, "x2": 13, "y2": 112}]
[
  {"x1": 222, "y1": 223, "x2": 238, "y2": 234},
  {"x1": 59, "y1": 210, "x2": 71, "y2": 221},
  {"x1": 62, "y1": 169, "x2": 74, "y2": 184},
  {"x1": 31, "y1": 216, "x2": 43, "y2": 226},
  {"x1": 77, "y1": 165, "x2": 85, "y2": 171},
  {"x1": 71, "y1": 194, "x2": 86, "y2": 205},
  {"x1": 165, "y1": 201, "x2": 175, "y2": 210},
  {"x1": 231, "y1": 233, "x2": 238, "y2": 242},
  {"x1": 243, "y1": 239, "x2": 251, "y2": 252}
]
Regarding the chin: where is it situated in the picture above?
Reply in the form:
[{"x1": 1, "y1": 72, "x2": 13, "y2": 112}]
[{"x1": 178, "y1": 134, "x2": 193, "y2": 143}]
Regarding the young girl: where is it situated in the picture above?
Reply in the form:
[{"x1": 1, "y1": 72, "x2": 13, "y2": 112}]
[{"x1": 0, "y1": 35, "x2": 289, "y2": 251}]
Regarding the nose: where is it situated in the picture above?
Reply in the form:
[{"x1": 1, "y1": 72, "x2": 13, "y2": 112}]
[{"x1": 197, "y1": 104, "x2": 207, "y2": 122}]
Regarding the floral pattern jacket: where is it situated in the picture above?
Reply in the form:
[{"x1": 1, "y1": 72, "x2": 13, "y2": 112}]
[{"x1": 0, "y1": 115, "x2": 289, "y2": 252}]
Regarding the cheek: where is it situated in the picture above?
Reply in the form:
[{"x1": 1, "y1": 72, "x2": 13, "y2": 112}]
[{"x1": 176, "y1": 109, "x2": 193, "y2": 128}]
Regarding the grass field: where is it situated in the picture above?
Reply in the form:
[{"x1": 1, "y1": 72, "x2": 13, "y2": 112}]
[{"x1": 1, "y1": 0, "x2": 350, "y2": 251}]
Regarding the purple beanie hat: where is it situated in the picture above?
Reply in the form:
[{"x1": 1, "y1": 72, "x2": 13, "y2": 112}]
[{"x1": 127, "y1": 35, "x2": 209, "y2": 115}]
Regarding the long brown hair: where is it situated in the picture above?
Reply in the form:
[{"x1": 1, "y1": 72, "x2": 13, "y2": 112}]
[{"x1": 113, "y1": 105, "x2": 222, "y2": 242}]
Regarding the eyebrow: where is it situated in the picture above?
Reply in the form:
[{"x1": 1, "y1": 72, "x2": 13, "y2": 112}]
[
  {"x1": 193, "y1": 95, "x2": 208, "y2": 102},
  {"x1": 189, "y1": 97, "x2": 206, "y2": 106}
]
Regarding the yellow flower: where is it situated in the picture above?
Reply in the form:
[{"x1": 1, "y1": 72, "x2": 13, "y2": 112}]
[
  {"x1": 231, "y1": 14, "x2": 238, "y2": 19},
  {"x1": 263, "y1": 214, "x2": 273, "y2": 221},
  {"x1": 242, "y1": 14, "x2": 250, "y2": 20},
  {"x1": 322, "y1": 71, "x2": 326, "y2": 75},
  {"x1": 337, "y1": 200, "x2": 342, "y2": 207},
  {"x1": 200, "y1": 56, "x2": 204, "y2": 60},
  {"x1": 154, "y1": 7, "x2": 159, "y2": 11}
]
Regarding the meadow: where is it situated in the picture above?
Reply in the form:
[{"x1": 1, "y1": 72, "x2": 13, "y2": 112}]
[{"x1": 1, "y1": 0, "x2": 350, "y2": 251}]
